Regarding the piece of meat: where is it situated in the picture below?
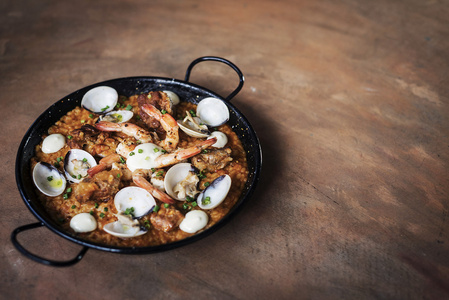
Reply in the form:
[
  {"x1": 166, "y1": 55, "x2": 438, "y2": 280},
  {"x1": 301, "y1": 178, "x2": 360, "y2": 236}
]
[
  {"x1": 74, "y1": 169, "x2": 121, "y2": 203},
  {"x1": 137, "y1": 91, "x2": 173, "y2": 136},
  {"x1": 191, "y1": 147, "x2": 233, "y2": 172},
  {"x1": 150, "y1": 206, "x2": 184, "y2": 232}
]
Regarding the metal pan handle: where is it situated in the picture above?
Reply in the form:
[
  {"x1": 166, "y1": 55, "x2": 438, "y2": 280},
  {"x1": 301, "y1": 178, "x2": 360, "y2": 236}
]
[
  {"x1": 184, "y1": 56, "x2": 245, "y2": 102},
  {"x1": 11, "y1": 222, "x2": 88, "y2": 267}
]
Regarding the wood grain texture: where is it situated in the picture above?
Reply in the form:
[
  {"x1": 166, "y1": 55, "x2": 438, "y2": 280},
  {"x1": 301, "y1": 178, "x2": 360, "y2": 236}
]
[{"x1": 1, "y1": 0, "x2": 448, "y2": 299}]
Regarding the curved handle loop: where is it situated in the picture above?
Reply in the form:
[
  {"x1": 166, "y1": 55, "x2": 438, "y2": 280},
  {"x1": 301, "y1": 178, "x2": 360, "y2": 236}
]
[
  {"x1": 184, "y1": 56, "x2": 245, "y2": 102},
  {"x1": 11, "y1": 222, "x2": 88, "y2": 267}
]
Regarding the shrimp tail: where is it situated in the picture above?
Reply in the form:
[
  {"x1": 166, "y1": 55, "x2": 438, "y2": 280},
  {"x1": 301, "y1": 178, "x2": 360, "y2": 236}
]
[
  {"x1": 141, "y1": 104, "x2": 179, "y2": 151},
  {"x1": 87, "y1": 153, "x2": 122, "y2": 177},
  {"x1": 95, "y1": 121, "x2": 121, "y2": 132},
  {"x1": 132, "y1": 169, "x2": 175, "y2": 204}
]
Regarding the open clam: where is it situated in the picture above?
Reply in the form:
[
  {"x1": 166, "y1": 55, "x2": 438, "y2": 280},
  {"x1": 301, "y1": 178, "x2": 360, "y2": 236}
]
[
  {"x1": 196, "y1": 97, "x2": 229, "y2": 127},
  {"x1": 32, "y1": 162, "x2": 67, "y2": 197},
  {"x1": 177, "y1": 110, "x2": 210, "y2": 138},
  {"x1": 197, "y1": 175, "x2": 231, "y2": 209},
  {"x1": 98, "y1": 110, "x2": 133, "y2": 123},
  {"x1": 164, "y1": 163, "x2": 200, "y2": 201},
  {"x1": 81, "y1": 86, "x2": 118, "y2": 114},
  {"x1": 64, "y1": 149, "x2": 97, "y2": 183},
  {"x1": 103, "y1": 186, "x2": 156, "y2": 238}
]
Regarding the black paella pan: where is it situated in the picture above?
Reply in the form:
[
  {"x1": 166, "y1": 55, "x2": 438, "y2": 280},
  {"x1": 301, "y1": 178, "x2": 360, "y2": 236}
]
[{"x1": 12, "y1": 56, "x2": 262, "y2": 267}]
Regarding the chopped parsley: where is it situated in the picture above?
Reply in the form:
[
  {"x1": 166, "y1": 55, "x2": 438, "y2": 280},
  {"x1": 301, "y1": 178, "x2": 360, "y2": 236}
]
[
  {"x1": 202, "y1": 196, "x2": 211, "y2": 205},
  {"x1": 125, "y1": 104, "x2": 133, "y2": 111},
  {"x1": 124, "y1": 207, "x2": 135, "y2": 216}
]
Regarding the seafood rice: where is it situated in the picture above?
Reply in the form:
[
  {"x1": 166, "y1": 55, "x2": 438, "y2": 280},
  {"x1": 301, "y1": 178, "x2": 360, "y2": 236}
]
[{"x1": 31, "y1": 89, "x2": 249, "y2": 247}]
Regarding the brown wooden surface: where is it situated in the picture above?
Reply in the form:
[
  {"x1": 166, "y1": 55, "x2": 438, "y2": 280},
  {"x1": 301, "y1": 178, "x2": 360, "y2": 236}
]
[{"x1": 1, "y1": 0, "x2": 449, "y2": 299}]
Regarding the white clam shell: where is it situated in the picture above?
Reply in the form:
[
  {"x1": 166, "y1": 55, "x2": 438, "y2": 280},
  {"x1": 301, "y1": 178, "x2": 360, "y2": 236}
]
[
  {"x1": 164, "y1": 163, "x2": 198, "y2": 201},
  {"x1": 207, "y1": 131, "x2": 228, "y2": 148},
  {"x1": 197, "y1": 175, "x2": 232, "y2": 209},
  {"x1": 64, "y1": 149, "x2": 97, "y2": 183},
  {"x1": 114, "y1": 186, "x2": 156, "y2": 218},
  {"x1": 70, "y1": 213, "x2": 97, "y2": 233},
  {"x1": 99, "y1": 110, "x2": 133, "y2": 123},
  {"x1": 103, "y1": 220, "x2": 147, "y2": 238},
  {"x1": 196, "y1": 97, "x2": 229, "y2": 127},
  {"x1": 163, "y1": 90, "x2": 180, "y2": 106},
  {"x1": 177, "y1": 119, "x2": 210, "y2": 138},
  {"x1": 33, "y1": 162, "x2": 67, "y2": 197},
  {"x1": 179, "y1": 210, "x2": 208, "y2": 233},
  {"x1": 81, "y1": 86, "x2": 118, "y2": 114},
  {"x1": 42, "y1": 134, "x2": 66, "y2": 154}
]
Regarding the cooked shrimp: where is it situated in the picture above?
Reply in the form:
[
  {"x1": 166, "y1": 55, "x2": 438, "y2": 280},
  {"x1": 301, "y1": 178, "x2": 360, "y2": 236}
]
[
  {"x1": 95, "y1": 121, "x2": 154, "y2": 143},
  {"x1": 87, "y1": 154, "x2": 123, "y2": 177},
  {"x1": 141, "y1": 104, "x2": 179, "y2": 151},
  {"x1": 153, "y1": 137, "x2": 217, "y2": 168},
  {"x1": 132, "y1": 169, "x2": 175, "y2": 204},
  {"x1": 137, "y1": 92, "x2": 173, "y2": 132}
]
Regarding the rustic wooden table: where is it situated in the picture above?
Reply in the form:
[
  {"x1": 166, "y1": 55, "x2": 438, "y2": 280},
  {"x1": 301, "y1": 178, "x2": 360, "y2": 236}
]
[{"x1": 1, "y1": 0, "x2": 448, "y2": 299}]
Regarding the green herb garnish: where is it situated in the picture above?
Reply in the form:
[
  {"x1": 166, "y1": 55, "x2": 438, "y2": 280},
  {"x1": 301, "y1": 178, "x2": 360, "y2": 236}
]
[
  {"x1": 202, "y1": 196, "x2": 211, "y2": 205},
  {"x1": 124, "y1": 207, "x2": 135, "y2": 216}
]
